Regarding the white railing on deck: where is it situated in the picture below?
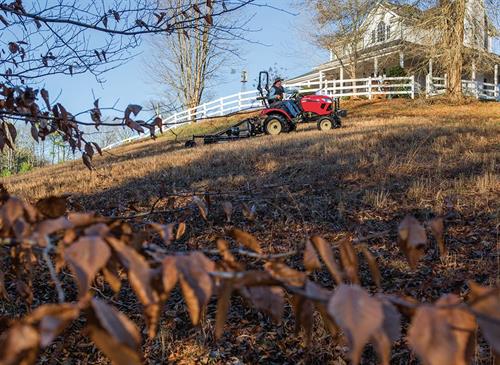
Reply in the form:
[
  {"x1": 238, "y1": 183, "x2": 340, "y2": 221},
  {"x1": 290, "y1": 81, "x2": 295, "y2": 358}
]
[{"x1": 104, "y1": 73, "x2": 498, "y2": 149}]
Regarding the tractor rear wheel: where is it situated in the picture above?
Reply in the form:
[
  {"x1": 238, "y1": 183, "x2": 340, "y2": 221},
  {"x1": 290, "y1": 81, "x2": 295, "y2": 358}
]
[
  {"x1": 317, "y1": 117, "x2": 333, "y2": 131},
  {"x1": 264, "y1": 115, "x2": 286, "y2": 135}
]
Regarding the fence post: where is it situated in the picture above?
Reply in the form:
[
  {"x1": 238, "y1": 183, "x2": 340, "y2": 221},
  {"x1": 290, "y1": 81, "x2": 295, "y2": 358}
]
[
  {"x1": 368, "y1": 77, "x2": 372, "y2": 99},
  {"x1": 411, "y1": 75, "x2": 415, "y2": 99}
]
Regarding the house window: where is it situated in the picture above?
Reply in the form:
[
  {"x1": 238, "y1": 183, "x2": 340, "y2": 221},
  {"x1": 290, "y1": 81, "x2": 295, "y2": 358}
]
[
  {"x1": 386, "y1": 25, "x2": 391, "y2": 39},
  {"x1": 372, "y1": 29, "x2": 376, "y2": 43},
  {"x1": 377, "y1": 21, "x2": 386, "y2": 42}
]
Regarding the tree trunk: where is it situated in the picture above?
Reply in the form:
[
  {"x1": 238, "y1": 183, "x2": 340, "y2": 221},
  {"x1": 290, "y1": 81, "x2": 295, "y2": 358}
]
[{"x1": 444, "y1": 0, "x2": 466, "y2": 100}]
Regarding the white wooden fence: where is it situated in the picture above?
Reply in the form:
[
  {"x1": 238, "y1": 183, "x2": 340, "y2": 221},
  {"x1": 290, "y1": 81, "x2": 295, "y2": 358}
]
[
  {"x1": 286, "y1": 76, "x2": 416, "y2": 99},
  {"x1": 426, "y1": 75, "x2": 500, "y2": 100},
  {"x1": 103, "y1": 74, "x2": 498, "y2": 150}
]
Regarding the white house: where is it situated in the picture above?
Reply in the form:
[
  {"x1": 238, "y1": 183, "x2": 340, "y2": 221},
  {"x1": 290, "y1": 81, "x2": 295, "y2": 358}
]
[{"x1": 287, "y1": 0, "x2": 499, "y2": 99}]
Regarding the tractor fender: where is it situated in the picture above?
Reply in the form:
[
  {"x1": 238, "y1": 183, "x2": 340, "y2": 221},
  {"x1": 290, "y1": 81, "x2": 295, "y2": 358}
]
[{"x1": 259, "y1": 108, "x2": 293, "y2": 121}]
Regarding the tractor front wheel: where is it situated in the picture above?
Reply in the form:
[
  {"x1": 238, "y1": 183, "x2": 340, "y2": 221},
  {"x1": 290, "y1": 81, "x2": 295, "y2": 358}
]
[
  {"x1": 317, "y1": 117, "x2": 333, "y2": 131},
  {"x1": 264, "y1": 115, "x2": 285, "y2": 135}
]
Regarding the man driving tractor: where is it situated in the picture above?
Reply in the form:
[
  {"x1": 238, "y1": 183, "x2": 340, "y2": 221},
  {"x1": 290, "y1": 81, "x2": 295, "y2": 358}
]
[{"x1": 268, "y1": 77, "x2": 301, "y2": 121}]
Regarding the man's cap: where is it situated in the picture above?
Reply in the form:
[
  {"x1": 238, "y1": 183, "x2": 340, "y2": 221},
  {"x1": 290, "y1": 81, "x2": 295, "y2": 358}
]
[{"x1": 273, "y1": 77, "x2": 283, "y2": 84}]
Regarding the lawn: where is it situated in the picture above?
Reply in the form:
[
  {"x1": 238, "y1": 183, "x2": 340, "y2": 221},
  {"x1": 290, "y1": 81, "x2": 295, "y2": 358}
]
[{"x1": 2, "y1": 98, "x2": 499, "y2": 364}]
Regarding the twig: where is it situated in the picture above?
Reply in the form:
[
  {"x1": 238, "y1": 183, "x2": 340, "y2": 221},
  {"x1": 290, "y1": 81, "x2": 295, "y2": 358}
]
[
  {"x1": 203, "y1": 248, "x2": 297, "y2": 260},
  {"x1": 43, "y1": 243, "x2": 65, "y2": 303}
]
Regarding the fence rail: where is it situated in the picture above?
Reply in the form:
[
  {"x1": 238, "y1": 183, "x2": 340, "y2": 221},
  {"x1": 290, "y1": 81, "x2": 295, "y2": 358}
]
[{"x1": 104, "y1": 74, "x2": 499, "y2": 150}]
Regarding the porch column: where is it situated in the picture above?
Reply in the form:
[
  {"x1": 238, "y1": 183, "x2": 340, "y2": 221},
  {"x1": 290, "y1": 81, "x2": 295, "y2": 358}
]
[
  {"x1": 374, "y1": 57, "x2": 379, "y2": 76},
  {"x1": 319, "y1": 71, "x2": 324, "y2": 90},
  {"x1": 472, "y1": 61, "x2": 477, "y2": 98},
  {"x1": 494, "y1": 64, "x2": 498, "y2": 98},
  {"x1": 399, "y1": 51, "x2": 404, "y2": 69},
  {"x1": 340, "y1": 67, "x2": 344, "y2": 95},
  {"x1": 428, "y1": 58, "x2": 433, "y2": 77}
]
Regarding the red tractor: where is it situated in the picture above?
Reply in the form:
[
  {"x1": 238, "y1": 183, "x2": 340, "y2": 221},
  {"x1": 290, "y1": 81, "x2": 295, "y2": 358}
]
[{"x1": 185, "y1": 71, "x2": 346, "y2": 147}]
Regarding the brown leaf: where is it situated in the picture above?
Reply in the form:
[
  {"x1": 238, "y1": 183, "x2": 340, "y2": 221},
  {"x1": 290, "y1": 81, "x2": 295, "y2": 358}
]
[
  {"x1": 8, "y1": 42, "x2": 19, "y2": 54},
  {"x1": 291, "y1": 295, "x2": 314, "y2": 346},
  {"x1": 30, "y1": 125, "x2": 39, "y2": 142},
  {"x1": 429, "y1": 216, "x2": 446, "y2": 256},
  {"x1": 124, "y1": 104, "x2": 142, "y2": 119},
  {"x1": 125, "y1": 118, "x2": 145, "y2": 134},
  {"x1": 204, "y1": 14, "x2": 213, "y2": 25},
  {"x1": 327, "y1": 284, "x2": 383, "y2": 365},
  {"x1": 193, "y1": 4, "x2": 202, "y2": 13},
  {"x1": 89, "y1": 298, "x2": 142, "y2": 365},
  {"x1": 241, "y1": 202, "x2": 256, "y2": 221},
  {"x1": 65, "y1": 236, "x2": 111, "y2": 296},
  {"x1": 192, "y1": 196, "x2": 208, "y2": 221},
  {"x1": 244, "y1": 286, "x2": 284, "y2": 323},
  {"x1": 150, "y1": 223, "x2": 174, "y2": 245},
  {"x1": 175, "y1": 252, "x2": 215, "y2": 325},
  {"x1": 1, "y1": 197, "x2": 25, "y2": 226},
  {"x1": 5, "y1": 123, "x2": 17, "y2": 144},
  {"x1": 407, "y1": 305, "x2": 458, "y2": 365},
  {"x1": 216, "y1": 239, "x2": 243, "y2": 271},
  {"x1": 468, "y1": 282, "x2": 500, "y2": 355},
  {"x1": 372, "y1": 296, "x2": 401, "y2": 365},
  {"x1": 82, "y1": 152, "x2": 93, "y2": 170},
  {"x1": 40, "y1": 89, "x2": 50, "y2": 110},
  {"x1": 92, "y1": 142, "x2": 102, "y2": 156},
  {"x1": 221, "y1": 201, "x2": 232, "y2": 222},
  {"x1": 27, "y1": 303, "x2": 80, "y2": 347},
  {"x1": 0, "y1": 270, "x2": 10, "y2": 300},
  {"x1": 303, "y1": 239, "x2": 321, "y2": 272},
  {"x1": 161, "y1": 256, "x2": 178, "y2": 301},
  {"x1": 67, "y1": 212, "x2": 98, "y2": 227},
  {"x1": 215, "y1": 279, "x2": 233, "y2": 340},
  {"x1": 228, "y1": 228, "x2": 261, "y2": 253},
  {"x1": 102, "y1": 266, "x2": 122, "y2": 293},
  {"x1": 106, "y1": 237, "x2": 159, "y2": 336},
  {"x1": 339, "y1": 239, "x2": 359, "y2": 284},
  {"x1": 175, "y1": 222, "x2": 186, "y2": 240},
  {"x1": 0, "y1": 324, "x2": 40, "y2": 365},
  {"x1": 84, "y1": 143, "x2": 94, "y2": 158},
  {"x1": 436, "y1": 294, "x2": 477, "y2": 365},
  {"x1": 397, "y1": 215, "x2": 427, "y2": 269},
  {"x1": 360, "y1": 246, "x2": 381, "y2": 288},
  {"x1": 35, "y1": 195, "x2": 68, "y2": 218},
  {"x1": 34, "y1": 217, "x2": 73, "y2": 247},
  {"x1": 264, "y1": 262, "x2": 306, "y2": 287},
  {"x1": 310, "y1": 236, "x2": 343, "y2": 284}
]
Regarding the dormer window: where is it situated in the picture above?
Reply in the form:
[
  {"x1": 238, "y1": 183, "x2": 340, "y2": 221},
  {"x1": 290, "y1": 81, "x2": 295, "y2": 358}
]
[
  {"x1": 377, "y1": 21, "x2": 386, "y2": 42},
  {"x1": 372, "y1": 29, "x2": 376, "y2": 43}
]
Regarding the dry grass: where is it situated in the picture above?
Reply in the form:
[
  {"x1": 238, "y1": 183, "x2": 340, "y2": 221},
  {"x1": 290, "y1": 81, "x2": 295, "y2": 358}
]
[
  {"x1": 6, "y1": 99, "x2": 498, "y2": 215},
  {"x1": 3, "y1": 98, "x2": 500, "y2": 364}
]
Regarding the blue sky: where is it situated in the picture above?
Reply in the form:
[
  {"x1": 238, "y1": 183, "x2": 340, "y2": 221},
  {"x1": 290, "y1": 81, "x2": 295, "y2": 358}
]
[{"x1": 43, "y1": 2, "x2": 326, "y2": 120}]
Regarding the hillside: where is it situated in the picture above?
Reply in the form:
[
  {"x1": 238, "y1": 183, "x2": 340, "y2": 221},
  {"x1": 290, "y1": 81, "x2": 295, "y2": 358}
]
[{"x1": 2, "y1": 99, "x2": 500, "y2": 364}]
